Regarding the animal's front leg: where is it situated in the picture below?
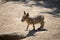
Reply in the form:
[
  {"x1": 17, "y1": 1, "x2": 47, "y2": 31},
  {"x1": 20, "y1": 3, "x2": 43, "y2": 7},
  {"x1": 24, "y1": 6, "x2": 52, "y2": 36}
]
[
  {"x1": 33, "y1": 23, "x2": 35, "y2": 30},
  {"x1": 26, "y1": 24, "x2": 29, "y2": 31}
]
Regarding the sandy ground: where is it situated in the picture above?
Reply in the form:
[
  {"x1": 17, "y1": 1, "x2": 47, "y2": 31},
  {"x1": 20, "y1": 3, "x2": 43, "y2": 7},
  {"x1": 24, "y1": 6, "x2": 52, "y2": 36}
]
[{"x1": 0, "y1": 1, "x2": 60, "y2": 40}]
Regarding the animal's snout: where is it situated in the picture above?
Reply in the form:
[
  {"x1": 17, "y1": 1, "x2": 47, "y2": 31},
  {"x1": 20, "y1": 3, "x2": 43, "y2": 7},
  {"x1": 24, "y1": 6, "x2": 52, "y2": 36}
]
[{"x1": 21, "y1": 19, "x2": 24, "y2": 22}]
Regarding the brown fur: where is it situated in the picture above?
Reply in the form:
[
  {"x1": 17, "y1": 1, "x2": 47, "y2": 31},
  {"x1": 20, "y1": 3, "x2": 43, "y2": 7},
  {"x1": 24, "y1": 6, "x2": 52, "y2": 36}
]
[{"x1": 21, "y1": 11, "x2": 45, "y2": 30}]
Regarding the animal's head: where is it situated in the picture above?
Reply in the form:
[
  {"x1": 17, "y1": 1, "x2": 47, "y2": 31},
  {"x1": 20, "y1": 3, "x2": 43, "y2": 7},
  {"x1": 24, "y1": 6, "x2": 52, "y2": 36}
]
[{"x1": 21, "y1": 11, "x2": 29, "y2": 22}]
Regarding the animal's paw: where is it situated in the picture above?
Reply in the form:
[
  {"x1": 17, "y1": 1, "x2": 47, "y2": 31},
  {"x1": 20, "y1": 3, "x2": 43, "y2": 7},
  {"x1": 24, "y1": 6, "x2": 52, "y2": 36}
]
[
  {"x1": 37, "y1": 27, "x2": 44, "y2": 30},
  {"x1": 37, "y1": 28, "x2": 41, "y2": 30},
  {"x1": 37, "y1": 28, "x2": 43, "y2": 30},
  {"x1": 32, "y1": 29, "x2": 35, "y2": 31}
]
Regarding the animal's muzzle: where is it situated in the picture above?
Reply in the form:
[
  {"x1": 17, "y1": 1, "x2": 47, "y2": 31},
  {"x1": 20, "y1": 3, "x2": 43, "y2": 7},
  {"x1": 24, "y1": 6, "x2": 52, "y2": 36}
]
[{"x1": 21, "y1": 19, "x2": 24, "y2": 22}]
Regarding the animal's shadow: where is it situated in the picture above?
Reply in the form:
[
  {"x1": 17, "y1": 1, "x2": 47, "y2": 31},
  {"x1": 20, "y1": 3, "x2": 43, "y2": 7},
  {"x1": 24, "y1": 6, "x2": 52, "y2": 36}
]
[
  {"x1": 0, "y1": 33, "x2": 25, "y2": 40},
  {"x1": 26, "y1": 28, "x2": 48, "y2": 37}
]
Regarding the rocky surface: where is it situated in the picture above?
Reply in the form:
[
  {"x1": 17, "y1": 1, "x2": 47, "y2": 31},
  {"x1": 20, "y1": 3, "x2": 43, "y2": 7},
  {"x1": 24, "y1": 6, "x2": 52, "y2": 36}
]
[{"x1": 0, "y1": 1, "x2": 60, "y2": 40}]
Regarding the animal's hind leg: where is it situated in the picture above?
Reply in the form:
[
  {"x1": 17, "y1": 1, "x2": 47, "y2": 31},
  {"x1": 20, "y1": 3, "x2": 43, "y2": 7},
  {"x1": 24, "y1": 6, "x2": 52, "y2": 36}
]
[
  {"x1": 40, "y1": 21, "x2": 45, "y2": 28},
  {"x1": 38, "y1": 21, "x2": 45, "y2": 30}
]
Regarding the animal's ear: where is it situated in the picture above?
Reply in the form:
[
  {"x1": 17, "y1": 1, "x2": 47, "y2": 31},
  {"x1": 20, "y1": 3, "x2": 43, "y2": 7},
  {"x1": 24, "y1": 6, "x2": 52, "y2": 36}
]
[
  {"x1": 27, "y1": 13, "x2": 29, "y2": 17},
  {"x1": 24, "y1": 11, "x2": 26, "y2": 15}
]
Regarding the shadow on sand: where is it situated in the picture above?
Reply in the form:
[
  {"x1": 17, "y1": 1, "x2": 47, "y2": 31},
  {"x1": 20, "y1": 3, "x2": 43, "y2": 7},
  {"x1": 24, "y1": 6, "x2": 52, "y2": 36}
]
[
  {"x1": 0, "y1": 28, "x2": 47, "y2": 40},
  {"x1": 0, "y1": 33, "x2": 25, "y2": 40},
  {"x1": 26, "y1": 28, "x2": 48, "y2": 37}
]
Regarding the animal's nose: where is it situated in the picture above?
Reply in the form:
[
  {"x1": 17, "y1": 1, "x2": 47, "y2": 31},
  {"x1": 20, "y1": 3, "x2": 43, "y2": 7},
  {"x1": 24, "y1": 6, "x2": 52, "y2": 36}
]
[{"x1": 21, "y1": 20, "x2": 23, "y2": 22}]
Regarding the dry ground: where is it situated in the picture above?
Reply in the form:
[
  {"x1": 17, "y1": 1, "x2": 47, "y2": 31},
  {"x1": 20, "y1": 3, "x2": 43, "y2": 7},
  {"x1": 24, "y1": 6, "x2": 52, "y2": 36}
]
[{"x1": 0, "y1": 1, "x2": 60, "y2": 40}]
